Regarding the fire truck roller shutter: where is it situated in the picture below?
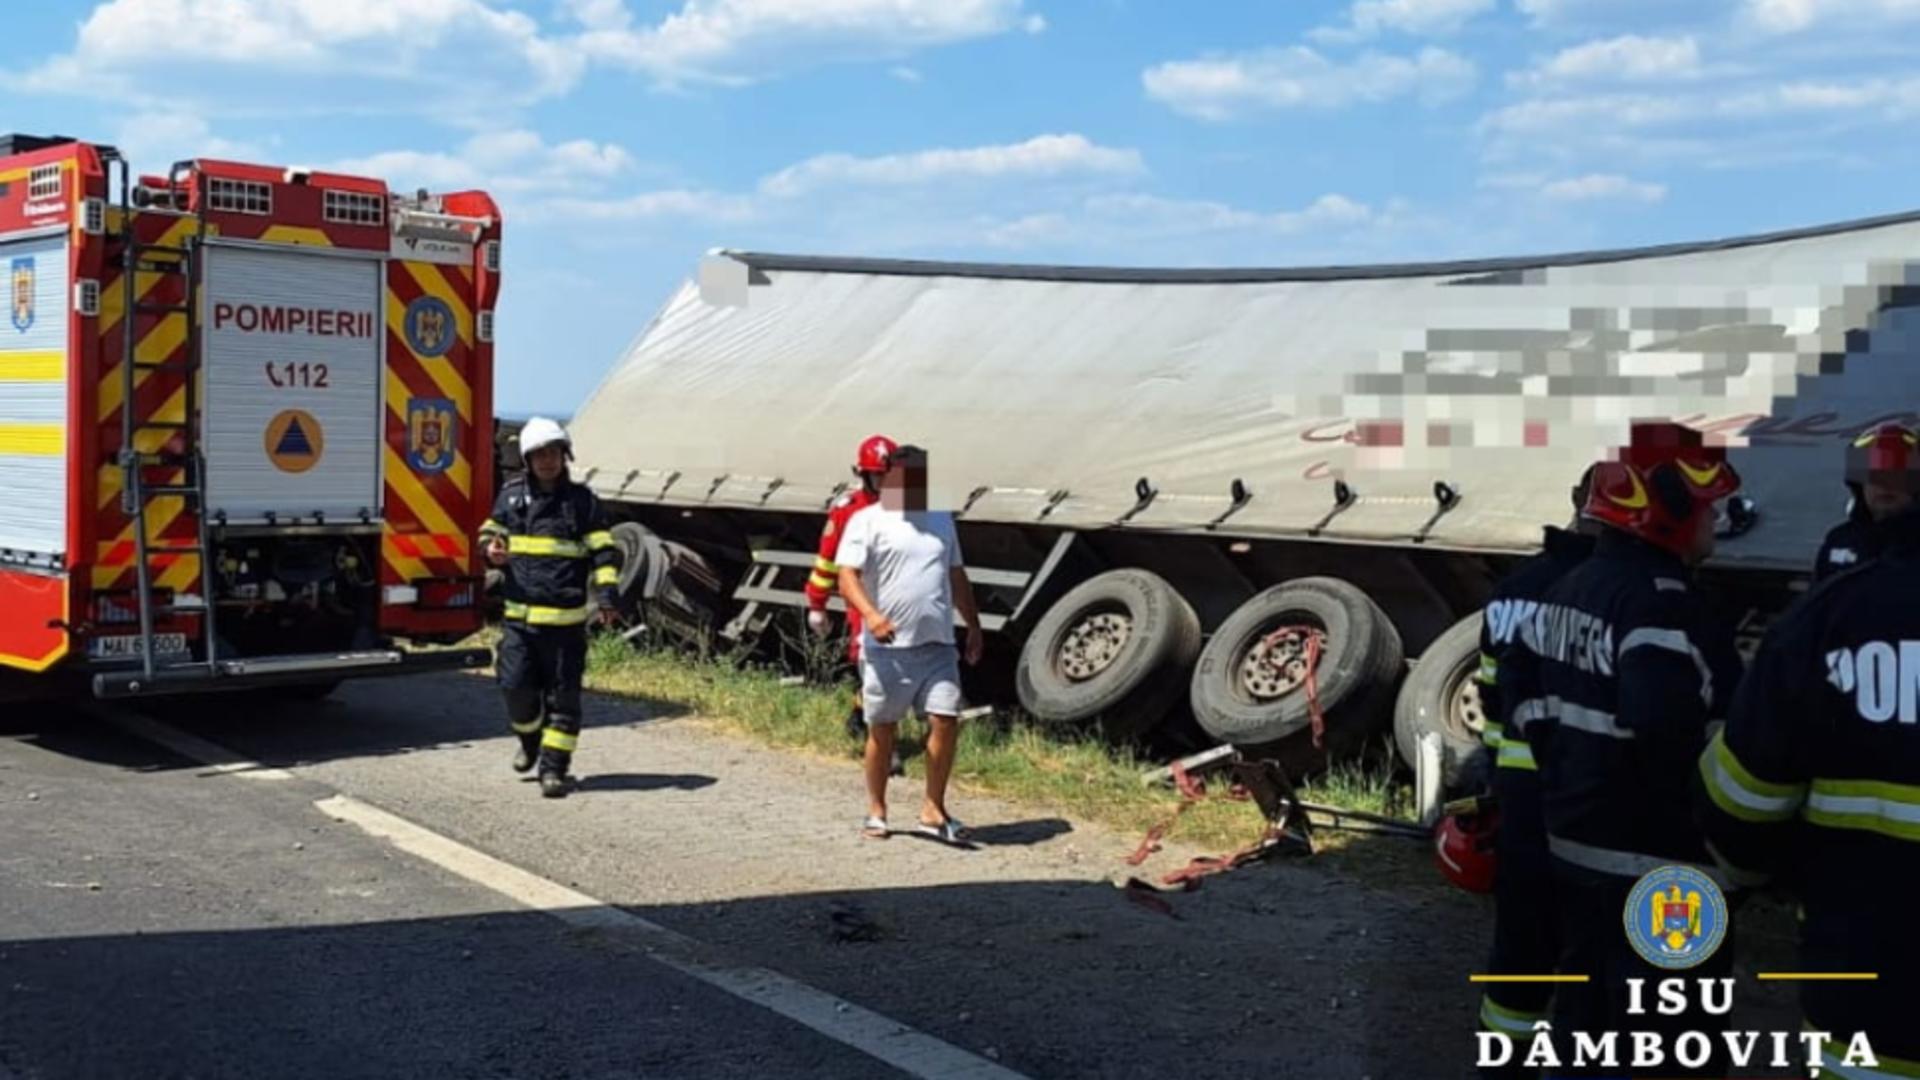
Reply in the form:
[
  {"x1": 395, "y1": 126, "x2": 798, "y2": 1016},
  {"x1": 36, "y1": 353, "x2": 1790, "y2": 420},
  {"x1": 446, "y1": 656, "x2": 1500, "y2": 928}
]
[
  {"x1": 201, "y1": 244, "x2": 383, "y2": 525},
  {"x1": 0, "y1": 232, "x2": 69, "y2": 559}
]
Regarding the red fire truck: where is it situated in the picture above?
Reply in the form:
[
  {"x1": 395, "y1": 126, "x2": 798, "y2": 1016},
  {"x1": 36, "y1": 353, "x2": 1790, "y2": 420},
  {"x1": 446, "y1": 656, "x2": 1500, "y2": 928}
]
[{"x1": 0, "y1": 133, "x2": 496, "y2": 699}]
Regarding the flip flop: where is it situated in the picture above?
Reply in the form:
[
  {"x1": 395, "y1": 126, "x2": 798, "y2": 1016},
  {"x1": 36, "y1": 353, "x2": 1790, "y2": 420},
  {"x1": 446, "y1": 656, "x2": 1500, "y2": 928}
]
[
  {"x1": 917, "y1": 817, "x2": 972, "y2": 844},
  {"x1": 861, "y1": 815, "x2": 890, "y2": 840}
]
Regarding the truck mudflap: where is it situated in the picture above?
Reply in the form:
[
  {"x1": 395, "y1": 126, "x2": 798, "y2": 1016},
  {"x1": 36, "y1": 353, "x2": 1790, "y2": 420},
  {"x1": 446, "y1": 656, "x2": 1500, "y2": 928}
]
[{"x1": 89, "y1": 646, "x2": 492, "y2": 700}]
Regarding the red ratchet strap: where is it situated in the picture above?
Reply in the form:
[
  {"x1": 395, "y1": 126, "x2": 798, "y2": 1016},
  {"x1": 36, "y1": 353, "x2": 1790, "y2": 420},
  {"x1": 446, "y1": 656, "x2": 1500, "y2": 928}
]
[
  {"x1": 1123, "y1": 626, "x2": 1327, "y2": 894},
  {"x1": 1125, "y1": 761, "x2": 1287, "y2": 893},
  {"x1": 1259, "y1": 626, "x2": 1328, "y2": 750}
]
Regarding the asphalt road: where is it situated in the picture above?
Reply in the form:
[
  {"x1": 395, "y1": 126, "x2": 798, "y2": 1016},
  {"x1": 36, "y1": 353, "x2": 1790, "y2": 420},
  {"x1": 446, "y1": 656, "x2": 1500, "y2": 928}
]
[
  {"x1": 0, "y1": 705, "x2": 910, "y2": 1080},
  {"x1": 0, "y1": 671, "x2": 1804, "y2": 1080}
]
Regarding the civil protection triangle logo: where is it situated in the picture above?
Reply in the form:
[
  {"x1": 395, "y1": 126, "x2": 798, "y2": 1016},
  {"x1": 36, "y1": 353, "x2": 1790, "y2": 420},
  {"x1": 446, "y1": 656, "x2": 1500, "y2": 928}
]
[{"x1": 1624, "y1": 864, "x2": 1728, "y2": 970}]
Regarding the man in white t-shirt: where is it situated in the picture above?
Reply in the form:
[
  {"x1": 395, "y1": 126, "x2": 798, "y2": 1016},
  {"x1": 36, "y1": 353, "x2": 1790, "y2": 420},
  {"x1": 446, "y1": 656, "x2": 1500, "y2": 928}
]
[{"x1": 836, "y1": 444, "x2": 985, "y2": 843}]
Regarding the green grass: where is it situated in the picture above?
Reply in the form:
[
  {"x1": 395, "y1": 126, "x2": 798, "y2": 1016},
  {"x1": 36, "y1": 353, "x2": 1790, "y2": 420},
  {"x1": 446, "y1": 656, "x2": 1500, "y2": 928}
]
[{"x1": 571, "y1": 630, "x2": 1421, "y2": 861}]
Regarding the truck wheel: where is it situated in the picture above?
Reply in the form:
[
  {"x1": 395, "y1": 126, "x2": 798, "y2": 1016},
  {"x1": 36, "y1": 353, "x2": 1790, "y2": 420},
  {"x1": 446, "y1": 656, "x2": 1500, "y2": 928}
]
[
  {"x1": 1189, "y1": 577, "x2": 1404, "y2": 754},
  {"x1": 1392, "y1": 612, "x2": 1488, "y2": 790},
  {"x1": 611, "y1": 521, "x2": 654, "y2": 599},
  {"x1": 1015, "y1": 569, "x2": 1201, "y2": 738}
]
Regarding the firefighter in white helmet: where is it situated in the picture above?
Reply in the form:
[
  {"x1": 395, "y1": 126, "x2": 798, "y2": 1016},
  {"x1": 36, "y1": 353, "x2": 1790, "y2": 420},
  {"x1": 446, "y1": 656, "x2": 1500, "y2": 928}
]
[{"x1": 480, "y1": 417, "x2": 623, "y2": 798}]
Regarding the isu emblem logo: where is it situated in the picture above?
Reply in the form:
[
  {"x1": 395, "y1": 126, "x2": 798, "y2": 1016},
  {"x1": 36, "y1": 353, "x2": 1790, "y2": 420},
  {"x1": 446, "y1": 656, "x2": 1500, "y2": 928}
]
[
  {"x1": 1624, "y1": 865, "x2": 1728, "y2": 970},
  {"x1": 406, "y1": 397, "x2": 456, "y2": 475},
  {"x1": 405, "y1": 296, "x2": 456, "y2": 358},
  {"x1": 10, "y1": 256, "x2": 34, "y2": 333}
]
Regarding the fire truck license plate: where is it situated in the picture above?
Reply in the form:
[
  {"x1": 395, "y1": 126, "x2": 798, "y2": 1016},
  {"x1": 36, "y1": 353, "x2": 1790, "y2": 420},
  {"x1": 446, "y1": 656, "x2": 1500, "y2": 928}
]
[{"x1": 88, "y1": 633, "x2": 189, "y2": 660}]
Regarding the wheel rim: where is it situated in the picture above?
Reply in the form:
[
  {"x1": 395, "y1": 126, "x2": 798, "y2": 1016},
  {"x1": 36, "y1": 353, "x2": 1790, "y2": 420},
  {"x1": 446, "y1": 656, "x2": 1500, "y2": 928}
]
[
  {"x1": 1057, "y1": 610, "x2": 1133, "y2": 681},
  {"x1": 1447, "y1": 663, "x2": 1486, "y2": 736},
  {"x1": 1238, "y1": 624, "x2": 1319, "y2": 702}
]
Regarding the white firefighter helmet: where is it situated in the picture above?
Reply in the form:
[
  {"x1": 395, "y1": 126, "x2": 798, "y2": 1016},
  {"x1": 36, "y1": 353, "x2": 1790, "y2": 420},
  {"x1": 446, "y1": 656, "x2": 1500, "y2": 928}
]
[{"x1": 518, "y1": 416, "x2": 572, "y2": 460}]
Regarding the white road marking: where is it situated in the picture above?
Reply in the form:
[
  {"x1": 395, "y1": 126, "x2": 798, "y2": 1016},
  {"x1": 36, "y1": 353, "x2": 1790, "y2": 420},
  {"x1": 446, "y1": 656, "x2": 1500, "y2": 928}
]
[{"x1": 104, "y1": 712, "x2": 1031, "y2": 1080}]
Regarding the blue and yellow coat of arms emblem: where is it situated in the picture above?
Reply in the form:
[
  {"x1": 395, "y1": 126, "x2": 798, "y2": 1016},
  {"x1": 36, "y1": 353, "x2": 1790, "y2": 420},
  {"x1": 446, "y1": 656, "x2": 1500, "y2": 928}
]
[
  {"x1": 406, "y1": 397, "x2": 457, "y2": 475},
  {"x1": 10, "y1": 256, "x2": 34, "y2": 333},
  {"x1": 1624, "y1": 865, "x2": 1728, "y2": 970},
  {"x1": 404, "y1": 296, "x2": 456, "y2": 358}
]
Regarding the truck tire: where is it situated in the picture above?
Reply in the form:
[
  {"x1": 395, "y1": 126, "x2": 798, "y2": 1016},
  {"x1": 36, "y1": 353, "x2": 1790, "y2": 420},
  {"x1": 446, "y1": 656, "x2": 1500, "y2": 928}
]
[
  {"x1": 1189, "y1": 577, "x2": 1404, "y2": 752},
  {"x1": 1015, "y1": 569, "x2": 1202, "y2": 738},
  {"x1": 610, "y1": 521, "x2": 654, "y2": 600},
  {"x1": 1392, "y1": 611, "x2": 1488, "y2": 790}
]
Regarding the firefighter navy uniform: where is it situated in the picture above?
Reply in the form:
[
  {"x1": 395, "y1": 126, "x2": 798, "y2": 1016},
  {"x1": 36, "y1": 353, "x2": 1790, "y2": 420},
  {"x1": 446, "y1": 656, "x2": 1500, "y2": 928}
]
[
  {"x1": 1495, "y1": 426, "x2": 1747, "y2": 1075},
  {"x1": 1697, "y1": 524, "x2": 1920, "y2": 1076},
  {"x1": 481, "y1": 472, "x2": 622, "y2": 792},
  {"x1": 1813, "y1": 506, "x2": 1884, "y2": 584},
  {"x1": 1472, "y1": 524, "x2": 1595, "y2": 1062}
]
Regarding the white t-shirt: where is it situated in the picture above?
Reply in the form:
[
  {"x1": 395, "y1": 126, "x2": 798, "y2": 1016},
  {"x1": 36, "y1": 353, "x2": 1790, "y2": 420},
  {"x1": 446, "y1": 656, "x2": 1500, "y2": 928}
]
[{"x1": 836, "y1": 506, "x2": 963, "y2": 652}]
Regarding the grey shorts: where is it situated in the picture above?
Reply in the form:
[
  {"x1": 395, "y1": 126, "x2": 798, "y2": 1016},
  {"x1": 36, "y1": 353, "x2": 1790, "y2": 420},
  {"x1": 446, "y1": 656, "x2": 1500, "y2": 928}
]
[{"x1": 860, "y1": 643, "x2": 964, "y2": 725}]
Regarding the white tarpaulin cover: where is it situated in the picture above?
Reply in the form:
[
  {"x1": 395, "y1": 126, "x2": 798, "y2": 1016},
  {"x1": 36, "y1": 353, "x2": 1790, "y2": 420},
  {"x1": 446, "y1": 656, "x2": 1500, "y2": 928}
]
[{"x1": 568, "y1": 211, "x2": 1920, "y2": 573}]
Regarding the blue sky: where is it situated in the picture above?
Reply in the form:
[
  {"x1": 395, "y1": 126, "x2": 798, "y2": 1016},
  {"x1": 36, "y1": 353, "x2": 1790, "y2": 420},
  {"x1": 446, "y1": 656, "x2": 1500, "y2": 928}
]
[{"x1": 8, "y1": 0, "x2": 1920, "y2": 414}]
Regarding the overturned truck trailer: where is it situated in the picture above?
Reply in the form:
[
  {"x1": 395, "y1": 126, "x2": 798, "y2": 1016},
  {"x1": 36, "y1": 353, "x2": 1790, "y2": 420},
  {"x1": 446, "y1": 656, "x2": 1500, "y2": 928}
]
[{"x1": 566, "y1": 211, "x2": 1920, "y2": 781}]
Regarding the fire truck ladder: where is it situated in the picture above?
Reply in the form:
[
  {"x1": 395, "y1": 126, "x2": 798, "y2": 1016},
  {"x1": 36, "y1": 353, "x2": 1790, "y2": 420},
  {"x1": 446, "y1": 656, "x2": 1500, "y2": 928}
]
[{"x1": 108, "y1": 154, "x2": 220, "y2": 682}]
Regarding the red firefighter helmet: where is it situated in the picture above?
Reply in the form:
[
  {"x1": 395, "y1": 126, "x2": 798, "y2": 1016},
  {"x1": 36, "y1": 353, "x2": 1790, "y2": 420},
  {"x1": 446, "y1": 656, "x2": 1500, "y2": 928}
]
[
  {"x1": 1846, "y1": 422, "x2": 1920, "y2": 491},
  {"x1": 1435, "y1": 808, "x2": 1498, "y2": 894},
  {"x1": 856, "y1": 434, "x2": 899, "y2": 475},
  {"x1": 1581, "y1": 421, "x2": 1741, "y2": 558}
]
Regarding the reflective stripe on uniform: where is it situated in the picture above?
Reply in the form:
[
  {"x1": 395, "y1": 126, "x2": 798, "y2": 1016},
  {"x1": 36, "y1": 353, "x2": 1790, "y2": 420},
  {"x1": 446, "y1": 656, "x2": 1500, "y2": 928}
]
[
  {"x1": 1699, "y1": 730, "x2": 1806, "y2": 823},
  {"x1": 1815, "y1": 1026, "x2": 1920, "y2": 1079},
  {"x1": 1496, "y1": 739, "x2": 1537, "y2": 771},
  {"x1": 1805, "y1": 777, "x2": 1920, "y2": 843},
  {"x1": 542, "y1": 729, "x2": 579, "y2": 753},
  {"x1": 586, "y1": 529, "x2": 616, "y2": 551},
  {"x1": 1480, "y1": 718, "x2": 1505, "y2": 751},
  {"x1": 1512, "y1": 695, "x2": 1635, "y2": 740},
  {"x1": 511, "y1": 717, "x2": 543, "y2": 734},
  {"x1": 1479, "y1": 995, "x2": 1543, "y2": 1035},
  {"x1": 508, "y1": 535, "x2": 588, "y2": 558},
  {"x1": 593, "y1": 565, "x2": 619, "y2": 586},
  {"x1": 1618, "y1": 625, "x2": 1714, "y2": 706},
  {"x1": 1474, "y1": 651, "x2": 1498, "y2": 687},
  {"x1": 503, "y1": 601, "x2": 592, "y2": 626},
  {"x1": 1548, "y1": 834, "x2": 1731, "y2": 889},
  {"x1": 809, "y1": 572, "x2": 836, "y2": 591}
]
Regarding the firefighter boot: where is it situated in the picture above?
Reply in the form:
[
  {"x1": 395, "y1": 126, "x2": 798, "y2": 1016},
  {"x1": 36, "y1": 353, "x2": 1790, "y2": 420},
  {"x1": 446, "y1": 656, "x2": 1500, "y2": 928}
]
[
  {"x1": 505, "y1": 689, "x2": 544, "y2": 775},
  {"x1": 537, "y1": 710, "x2": 582, "y2": 799},
  {"x1": 512, "y1": 733, "x2": 540, "y2": 774}
]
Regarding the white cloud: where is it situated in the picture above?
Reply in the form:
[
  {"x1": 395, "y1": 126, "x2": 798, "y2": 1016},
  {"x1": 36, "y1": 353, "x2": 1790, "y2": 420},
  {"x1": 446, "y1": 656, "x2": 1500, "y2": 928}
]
[
  {"x1": 1745, "y1": 0, "x2": 1920, "y2": 33},
  {"x1": 1509, "y1": 35, "x2": 1702, "y2": 88},
  {"x1": 111, "y1": 112, "x2": 266, "y2": 170},
  {"x1": 20, "y1": 0, "x2": 582, "y2": 108},
  {"x1": 759, "y1": 134, "x2": 1144, "y2": 198},
  {"x1": 890, "y1": 66, "x2": 924, "y2": 83},
  {"x1": 528, "y1": 190, "x2": 757, "y2": 224},
  {"x1": 1143, "y1": 46, "x2": 1477, "y2": 120},
  {"x1": 1538, "y1": 174, "x2": 1667, "y2": 202},
  {"x1": 330, "y1": 130, "x2": 635, "y2": 196},
  {"x1": 572, "y1": 0, "x2": 1039, "y2": 86},
  {"x1": 1311, "y1": 0, "x2": 1496, "y2": 41}
]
